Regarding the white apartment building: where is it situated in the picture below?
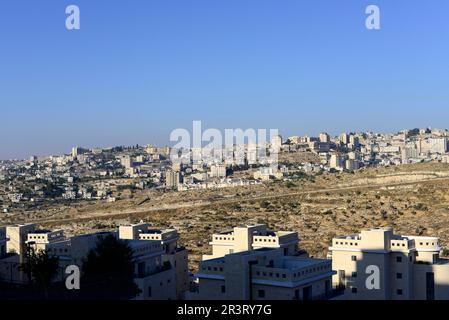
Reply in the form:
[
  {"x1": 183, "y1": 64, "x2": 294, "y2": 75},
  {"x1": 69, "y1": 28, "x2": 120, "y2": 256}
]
[
  {"x1": 329, "y1": 227, "x2": 449, "y2": 300},
  {"x1": 319, "y1": 133, "x2": 330, "y2": 143},
  {"x1": 120, "y1": 156, "x2": 134, "y2": 169},
  {"x1": 253, "y1": 167, "x2": 283, "y2": 181},
  {"x1": 5, "y1": 223, "x2": 37, "y2": 260},
  {"x1": 345, "y1": 159, "x2": 359, "y2": 171},
  {"x1": 46, "y1": 225, "x2": 181, "y2": 300},
  {"x1": 126, "y1": 239, "x2": 177, "y2": 300},
  {"x1": 191, "y1": 224, "x2": 336, "y2": 300},
  {"x1": 429, "y1": 137, "x2": 448, "y2": 154},
  {"x1": 1, "y1": 222, "x2": 187, "y2": 300},
  {"x1": 165, "y1": 169, "x2": 180, "y2": 188},
  {"x1": 208, "y1": 164, "x2": 227, "y2": 179},
  {"x1": 340, "y1": 133, "x2": 349, "y2": 145},
  {"x1": 203, "y1": 224, "x2": 299, "y2": 261},
  {"x1": 119, "y1": 222, "x2": 189, "y2": 300},
  {"x1": 330, "y1": 154, "x2": 344, "y2": 170}
]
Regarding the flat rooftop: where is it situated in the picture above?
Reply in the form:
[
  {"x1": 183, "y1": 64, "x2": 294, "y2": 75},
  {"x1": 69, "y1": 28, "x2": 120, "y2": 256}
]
[
  {"x1": 283, "y1": 257, "x2": 330, "y2": 269},
  {"x1": 29, "y1": 229, "x2": 56, "y2": 234}
]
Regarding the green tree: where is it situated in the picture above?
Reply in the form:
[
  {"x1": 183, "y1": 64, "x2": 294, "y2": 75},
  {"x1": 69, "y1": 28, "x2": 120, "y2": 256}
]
[
  {"x1": 21, "y1": 247, "x2": 59, "y2": 298},
  {"x1": 81, "y1": 235, "x2": 140, "y2": 299}
]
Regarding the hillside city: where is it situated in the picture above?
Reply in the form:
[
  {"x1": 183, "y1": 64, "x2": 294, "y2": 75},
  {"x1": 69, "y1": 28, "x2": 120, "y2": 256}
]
[
  {"x1": 1, "y1": 127, "x2": 449, "y2": 216},
  {"x1": 2, "y1": 127, "x2": 449, "y2": 300}
]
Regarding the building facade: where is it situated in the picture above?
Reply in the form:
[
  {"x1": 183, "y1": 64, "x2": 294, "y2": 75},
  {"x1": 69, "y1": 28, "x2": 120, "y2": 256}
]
[
  {"x1": 329, "y1": 227, "x2": 449, "y2": 300},
  {"x1": 192, "y1": 224, "x2": 336, "y2": 300},
  {"x1": 119, "y1": 222, "x2": 189, "y2": 299}
]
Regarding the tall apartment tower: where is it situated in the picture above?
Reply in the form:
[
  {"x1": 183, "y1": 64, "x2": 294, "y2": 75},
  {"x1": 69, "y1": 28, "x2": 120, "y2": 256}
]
[
  {"x1": 319, "y1": 132, "x2": 330, "y2": 143},
  {"x1": 165, "y1": 170, "x2": 180, "y2": 188},
  {"x1": 340, "y1": 133, "x2": 349, "y2": 145},
  {"x1": 330, "y1": 154, "x2": 344, "y2": 169},
  {"x1": 329, "y1": 227, "x2": 449, "y2": 300}
]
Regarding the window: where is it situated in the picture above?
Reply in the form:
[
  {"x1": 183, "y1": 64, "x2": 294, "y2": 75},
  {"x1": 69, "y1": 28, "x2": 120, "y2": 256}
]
[
  {"x1": 352, "y1": 272, "x2": 357, "y2": 278},
  {"x1": 397, "y1": 289, "x2": 403, "y2": 296},
  {"x1": 396, "y1": 273, "x2": 402, "y2": 279},
  {"x1": 258, "y1": 290, "x2": 265, "y2": 298},
  {"x1": 396, "y1": 256, "x2": 402, "y2": 263},
  {"x1": 351, "y1": 287, "x2": 358, "y2": 294},
  {"x1": 351, "y1": 256, "x2": 357, "y2": 261},
  {"x1": 221, "y1": 285, "x2": 226, "y2": 293}
]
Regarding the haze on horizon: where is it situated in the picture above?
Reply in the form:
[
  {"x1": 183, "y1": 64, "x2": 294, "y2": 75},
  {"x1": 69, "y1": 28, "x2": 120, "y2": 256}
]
[{"x1": 1, "y1": 0, "x2": 449, "y2": 160}]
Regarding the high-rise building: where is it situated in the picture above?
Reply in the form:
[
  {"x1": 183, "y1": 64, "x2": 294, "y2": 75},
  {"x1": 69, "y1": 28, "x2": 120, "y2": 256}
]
[
  {"x1": 349, "y1": 135, "x2": 359, "y2": 147},
  {"x1": 165, "y1": 170, "x2": 180, "y2": 188},
  {"x1": 209, "y1": 164, "x2": 227, "y2": 179},
  {"x1": 429, "y1": 137, "x2": 448, "y2": 154},
  {"x1": 71, "y1": 146, "x2": 87, "y2": 158},
  {"x1": 29, "y1": 155, "x2": 37, "y2": 165},
  {"x1": 330, "y1": 154, "x2": 344, "y2": 169},
  {"x1": 319, "y1": 132, "x2": 330, "y2": 143},
  {"x1": 120, "y1": 156, "x2": 134, "y2": 169},
  {"x1": 340, "y1": 133, "x2": 349, "y2": 145},
  {"x1": 345, "y1": 159, "x2": 359, "y2": 171}
]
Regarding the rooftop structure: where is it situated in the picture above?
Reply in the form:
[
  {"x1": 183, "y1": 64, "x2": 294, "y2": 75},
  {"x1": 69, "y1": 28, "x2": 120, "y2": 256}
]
[{"x1": 204, "y1": 224, "x2": 299, "y2": 260}]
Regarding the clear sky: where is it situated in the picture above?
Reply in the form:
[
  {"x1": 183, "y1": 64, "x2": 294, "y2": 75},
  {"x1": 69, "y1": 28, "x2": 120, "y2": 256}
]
[{"x1": 1, "y1": 0, "x2": 449, "y2": 159}]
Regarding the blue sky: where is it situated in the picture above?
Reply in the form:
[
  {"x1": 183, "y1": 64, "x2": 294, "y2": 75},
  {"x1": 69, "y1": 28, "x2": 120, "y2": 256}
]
[{"x1": 1, "y1": 0, "x2": 449, "y2": 159}]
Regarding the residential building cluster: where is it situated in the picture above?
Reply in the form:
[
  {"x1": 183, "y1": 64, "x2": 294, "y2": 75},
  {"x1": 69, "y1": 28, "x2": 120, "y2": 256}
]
[
  {"x1": 0, "y1": 221, "x2": 188, "y2": 300},
  {"x1": 1, "y1": 221, "x2": 449, "y2": 300}
]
